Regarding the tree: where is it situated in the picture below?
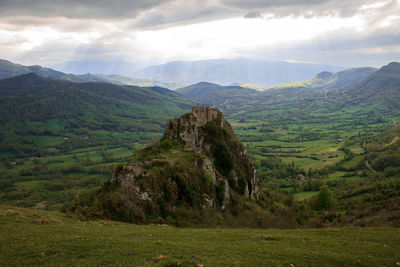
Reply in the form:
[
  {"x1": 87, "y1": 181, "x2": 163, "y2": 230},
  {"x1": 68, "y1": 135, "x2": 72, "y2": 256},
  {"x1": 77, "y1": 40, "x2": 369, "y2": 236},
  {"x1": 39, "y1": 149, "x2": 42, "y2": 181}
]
[{"x1": 315, "y1": 185, "x2": 336, "y2": 210}]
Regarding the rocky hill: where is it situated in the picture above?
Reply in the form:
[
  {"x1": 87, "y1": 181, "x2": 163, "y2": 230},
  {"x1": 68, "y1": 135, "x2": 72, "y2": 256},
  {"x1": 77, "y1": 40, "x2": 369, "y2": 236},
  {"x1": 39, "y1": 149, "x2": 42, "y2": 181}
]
[{"x1": 71, "y1": 107, "x2": 268, "y2": 226}]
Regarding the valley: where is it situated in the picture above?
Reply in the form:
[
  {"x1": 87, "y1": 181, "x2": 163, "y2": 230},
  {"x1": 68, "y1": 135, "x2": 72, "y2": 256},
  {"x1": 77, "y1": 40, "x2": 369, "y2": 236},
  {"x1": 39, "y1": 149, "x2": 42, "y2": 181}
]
[
  {"x1": 0, "y1": 59, "x2": 399, "y2": 265},
  {"x1": 1, "y1": 62, "x2": 400, "y2": 215},
  {"x1": 2, "y1": 0, "x2": 400, "y2": 265}
]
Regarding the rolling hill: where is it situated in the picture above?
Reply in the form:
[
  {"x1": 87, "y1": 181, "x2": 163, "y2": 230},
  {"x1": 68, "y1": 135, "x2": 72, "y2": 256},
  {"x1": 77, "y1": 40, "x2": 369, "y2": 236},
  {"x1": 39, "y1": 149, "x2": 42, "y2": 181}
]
[
  {"x1": 0, "y1": 59, "x2": 184, "y2": 89},
  {"x1": 96, "y1": 74, "x2": 186, "y2": 89},
  {"x1": 176, "y1": 82, "x2": 259, "y2": 107},
  {"x1": 0, "y1": 73, "x2": 193, "y2": 157},
  {"x1": 0, "y1": 59, "x2": 111, "y2": 83},
  {"x1": 345, "y1": 62, "x2": 400, "y2": 109},
  {"x1": 0, "y1": 59, "x2": 65, "y2": 80},
  {"x1": 270, "y1": 67, "x2": 377, "y2": 91}
]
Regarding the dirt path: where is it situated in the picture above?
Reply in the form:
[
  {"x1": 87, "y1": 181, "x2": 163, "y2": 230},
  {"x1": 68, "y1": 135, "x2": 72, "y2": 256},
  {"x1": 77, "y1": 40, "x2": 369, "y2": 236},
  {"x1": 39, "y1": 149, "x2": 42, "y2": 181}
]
[{"x1": 365, "y1": 160, "x2": 379, "y2": 177}]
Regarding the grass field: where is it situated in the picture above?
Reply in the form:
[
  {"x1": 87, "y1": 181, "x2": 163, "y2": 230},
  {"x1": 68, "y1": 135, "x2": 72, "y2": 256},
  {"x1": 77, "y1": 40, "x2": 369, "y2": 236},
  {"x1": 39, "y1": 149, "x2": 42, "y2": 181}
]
[
  {"x1": 14, "y1": 180, "x2": 50, "y2": 190},
  {"x1": 0, "y1": 205, "x2": 399, "y2": 266},
  {"x1": 293, "y1": 191, "x2": 319, "y2": 200}
]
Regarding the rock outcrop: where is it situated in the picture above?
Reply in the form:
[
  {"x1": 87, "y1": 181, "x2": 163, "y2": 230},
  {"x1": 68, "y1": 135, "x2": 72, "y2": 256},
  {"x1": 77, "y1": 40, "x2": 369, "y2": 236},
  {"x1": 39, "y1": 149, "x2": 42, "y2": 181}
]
[
  {"x1": 74, "y1": 106, "x2": 265, "y2": 224},
  {"x1": 164, "y1": 106, "x2": 262, "y2": 201}
]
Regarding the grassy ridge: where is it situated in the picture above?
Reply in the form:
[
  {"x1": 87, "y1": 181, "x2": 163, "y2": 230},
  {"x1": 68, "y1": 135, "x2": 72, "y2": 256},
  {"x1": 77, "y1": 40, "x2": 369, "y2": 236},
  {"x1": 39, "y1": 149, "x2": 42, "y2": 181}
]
[{"x1": 1, "y1": 205, "x2": 399, "y2": 266}]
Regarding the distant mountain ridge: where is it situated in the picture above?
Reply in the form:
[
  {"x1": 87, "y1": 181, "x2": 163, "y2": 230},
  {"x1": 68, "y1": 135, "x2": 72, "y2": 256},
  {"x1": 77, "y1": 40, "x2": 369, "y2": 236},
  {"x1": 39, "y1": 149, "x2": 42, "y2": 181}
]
[
  {"x1": 173, "y1": 62, "x2": 400, "y2": 114},
  {"x1": 0, "y1": 59, "x2": 112, "y2": 83},
  {"x1": 0, "y1": 59, "x2": 185, "y2": 89},
  {"x1": 269, "y1": 67, "x2": 377, "y2": 91},
  {"x1": 176, "y1": 82, "x2": 260, "y2": 110},
  {"x1": 176, "y1": 82, "x2": 254, "y2": 103},
  {"x1": 345, "y1": 62, "x2": 400, "y2": 109},
  {"x1": 2, "y1": 58, "x2": 399, "y2": 113},
  {"x1": 133, "y1": 58, "x2": 344, "y2": 87},
  {"x1": 96, "y1": 74, "x2": 186, "y2": 89}
]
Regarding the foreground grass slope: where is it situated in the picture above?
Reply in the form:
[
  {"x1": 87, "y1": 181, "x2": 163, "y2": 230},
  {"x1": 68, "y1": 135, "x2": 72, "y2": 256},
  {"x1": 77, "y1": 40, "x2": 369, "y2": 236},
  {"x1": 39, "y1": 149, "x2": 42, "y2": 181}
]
[{"x1": 0, "y1": 205, "x2": 399, "y2": 266}]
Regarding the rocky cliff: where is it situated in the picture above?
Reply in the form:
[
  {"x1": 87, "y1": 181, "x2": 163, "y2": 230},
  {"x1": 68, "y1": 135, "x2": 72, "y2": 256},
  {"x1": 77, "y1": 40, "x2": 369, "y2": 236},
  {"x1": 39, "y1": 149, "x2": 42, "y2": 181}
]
[
  {"x1": 72, "y1": 107, "x2": 266, "y2": 225},
  {"x1": 164, "y1": 106, "x2": 262, "y2": 200}
]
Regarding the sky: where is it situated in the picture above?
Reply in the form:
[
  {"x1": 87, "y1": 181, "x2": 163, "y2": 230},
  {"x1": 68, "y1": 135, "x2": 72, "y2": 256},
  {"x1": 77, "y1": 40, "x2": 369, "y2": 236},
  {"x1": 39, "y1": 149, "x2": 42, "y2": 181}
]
[{"x1": 0, "y1": 0, "x2": 399, "y2": 72}]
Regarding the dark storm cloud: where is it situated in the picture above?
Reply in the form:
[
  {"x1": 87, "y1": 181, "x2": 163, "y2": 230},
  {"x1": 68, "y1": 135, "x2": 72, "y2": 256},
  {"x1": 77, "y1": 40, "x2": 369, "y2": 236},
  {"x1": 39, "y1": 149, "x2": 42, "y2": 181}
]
[
  {"x1": 0, "y1": 0, "x2": 170, "y2": 19},
  {"x1": 0, "y1": 0, "x2": 383, "y2": 25},
  {"x1": 0, "y1": 16, "x2": 102, "y2": 32},
  {"x1": 0, "y1": 0, "x2": 237, "y2": 30}
]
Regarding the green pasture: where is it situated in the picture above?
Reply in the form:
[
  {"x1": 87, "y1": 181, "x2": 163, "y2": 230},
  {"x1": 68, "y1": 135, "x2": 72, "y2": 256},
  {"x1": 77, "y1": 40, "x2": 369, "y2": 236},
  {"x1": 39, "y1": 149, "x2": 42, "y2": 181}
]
[
  {"x1": 293, "y1": 191, "x2": 319, "y2": 200},
  {"x1": 14, "y1": 180, "x2": 50, "y2": 190},
  {"x1": 1, "y1": 205, "x2": 399, "y2": 267}
]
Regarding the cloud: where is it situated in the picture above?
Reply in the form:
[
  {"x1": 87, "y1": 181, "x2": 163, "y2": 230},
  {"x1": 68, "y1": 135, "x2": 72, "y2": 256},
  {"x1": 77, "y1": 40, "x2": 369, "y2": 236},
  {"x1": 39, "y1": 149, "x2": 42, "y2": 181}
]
[
  {"x1": 244, "y1": 11, "x2": 263, "y2": 19},
  {"x1": 0, "y1": 16, "x2": 105, "y2": 33},
  {"x1": 221, "y1": 0, "x2": 383, "y2": 18},
  {"x1": 238, "y1": 22, "x2": 400, "y2": 67},
  {"x1": 0, "y1": 0, "x2": 237, "y2": 31},
  {"x1": 125, "y1": 0, "x2": 239, "y2": 30},
  {"x1": 0, "y1": 0, "x2": 399, "y2": 70},
  {"x1": 0, "y1": 0, "x2": 396, "y2": 29},
  {"x1": 0, "y1": 0, "x2": 170, "y2": 19}
]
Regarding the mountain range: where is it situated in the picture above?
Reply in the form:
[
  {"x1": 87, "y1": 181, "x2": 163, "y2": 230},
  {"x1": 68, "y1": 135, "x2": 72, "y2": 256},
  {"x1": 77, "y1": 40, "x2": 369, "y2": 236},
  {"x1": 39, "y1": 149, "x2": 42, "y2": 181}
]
[
  {"x1": 176, "y1": 82, "x2": 258, "y2": 107},
  {"x1": 1, "y1": 58, "x2": 399, "y2": 132},
  {"x1": 270, "y1": 67, "x2": 377, "y2": 91},
  {"x1": 133, "y1": 58, "x2": 344, "y2": 87},
  {"x1": 1, "y1": 58, "x2": 345, "y2": 89},
  {"x1": 0, "y1": 59, "x2": 184, "y2": 89},
  {"x1": 175, "y1": 62, "x2": 400, "y2": 115},
  {"x1": 1, "y1": 58, "x2": 399, "y2": 114}
]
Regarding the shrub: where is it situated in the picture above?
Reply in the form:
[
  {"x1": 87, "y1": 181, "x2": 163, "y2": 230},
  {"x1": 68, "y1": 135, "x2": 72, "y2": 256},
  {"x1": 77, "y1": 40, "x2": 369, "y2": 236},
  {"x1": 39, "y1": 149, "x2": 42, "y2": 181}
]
[
  {"x1": 237, "y1": 179, "x2": 247, "y2": 194},
  {"x1": 114, "y1": 164, "x2": 124, "y2": 176},
  {"x1": 213, "y1": 144, "x2": 232, "y2": 175},
  {"x1": 173, "y1": 175, "x2": 195, "y2": 206},
  {"x1": 203, "y1": 172, "x2": 213, "y2": 186},
  {"x1": 216, "y1": 181, "x2": 226, "y2": 207},
  {"x1": 383, "y1": 167, "x2": 400, "y2": 177},
  {"x1": 314, "y1": 185, "x2": 336, "y2": 210}
]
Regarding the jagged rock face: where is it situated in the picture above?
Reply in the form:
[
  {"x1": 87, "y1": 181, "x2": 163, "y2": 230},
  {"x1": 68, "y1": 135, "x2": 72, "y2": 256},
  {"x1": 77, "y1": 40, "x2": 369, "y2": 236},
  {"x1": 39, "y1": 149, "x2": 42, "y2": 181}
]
[
  {"x1": 94, "y1": 106, "x2": 264, "y2": 223},
  {"x1": 164, "y1": 106, "x2": 226, "y2": 153},
  {"x1": 164, "y1": 106, "x2": 262, "y2": 201}
]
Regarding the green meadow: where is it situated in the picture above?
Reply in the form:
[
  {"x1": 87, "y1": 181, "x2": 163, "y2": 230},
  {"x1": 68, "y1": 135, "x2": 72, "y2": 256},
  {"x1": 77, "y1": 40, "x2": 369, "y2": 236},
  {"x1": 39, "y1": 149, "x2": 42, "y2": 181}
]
[{"x1": 1, "y1": 205, "x2": 399, "y2": 267}]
